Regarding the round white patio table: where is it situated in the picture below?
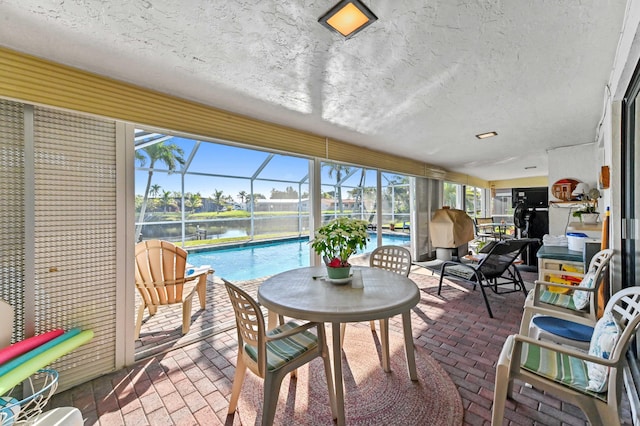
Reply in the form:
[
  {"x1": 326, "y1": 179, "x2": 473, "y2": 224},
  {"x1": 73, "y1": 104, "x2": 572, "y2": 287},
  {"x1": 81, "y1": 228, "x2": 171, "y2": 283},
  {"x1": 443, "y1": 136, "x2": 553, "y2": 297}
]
[{"x1": 257, "y1": 265, "x2": 420, "y2": 426}]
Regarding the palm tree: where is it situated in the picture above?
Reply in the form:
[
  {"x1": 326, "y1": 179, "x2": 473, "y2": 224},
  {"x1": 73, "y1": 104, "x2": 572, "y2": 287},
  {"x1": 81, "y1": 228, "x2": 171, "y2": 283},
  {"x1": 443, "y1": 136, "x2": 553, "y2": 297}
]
[
  {"x1": 150, "y1": 184, "x2": 161, "y2": 198},
  {"x1": 212, "y1": 189, "x2": 224, "y2": 213},
  {"x1": 135, "y1": 142, "x2": 185, "y2": 240},
  {"x1": 325, "y1": 163, "x2": 351, "y2": 213},
  {"x1": 185, "y1": 192, "x2": 202, "y2": 213},
  {"x1": 171, "y1": 190, "x2": 183, "y2": 211},
  {"x1": 237, "y1": 190, "x2": 248, "y2": 206},
  {"x1": 148, "y1": 184, "x2": 162, "y2": 212},
  {"x1": 443, "y1": 182, "x2": 459, "y2": 208},
  {"x1": 246, "y1": 193, "x2": 266, "y2": 211},
  {"x1": 386, "y1": 175, "x2": 410, "y2": 213},
  {"x1": 160, "y1": 190, "x2": 174, "y2": 212}
]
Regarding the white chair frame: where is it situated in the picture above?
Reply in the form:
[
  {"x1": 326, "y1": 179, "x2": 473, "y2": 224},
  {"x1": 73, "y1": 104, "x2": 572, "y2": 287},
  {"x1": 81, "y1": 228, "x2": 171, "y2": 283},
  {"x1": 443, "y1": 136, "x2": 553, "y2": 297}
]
[
  {"x1": 518, "y1": 249, "x2": 614, "y2": 341},
  {"x1": 492, "y1": 287, "x2": 640, "y2": 426},
  {"x1": 224, "y1": 279, "x2": 337, "y2": 426},
  {"x1": 339, "y1": 245, "x2": 412, "y2": 373}
]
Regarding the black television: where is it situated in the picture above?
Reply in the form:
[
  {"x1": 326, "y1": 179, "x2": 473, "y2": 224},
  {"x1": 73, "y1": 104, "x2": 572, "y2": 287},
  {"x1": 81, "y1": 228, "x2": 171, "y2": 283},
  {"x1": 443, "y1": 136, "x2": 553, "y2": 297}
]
[{"x1": 512, "y1": 187, "x2": 548, "y2": 209}]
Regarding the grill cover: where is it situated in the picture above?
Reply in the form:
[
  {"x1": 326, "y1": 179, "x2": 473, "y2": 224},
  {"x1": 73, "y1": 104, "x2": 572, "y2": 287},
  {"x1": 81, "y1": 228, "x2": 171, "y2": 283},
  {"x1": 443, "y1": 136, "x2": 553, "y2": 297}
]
[{"x1": 430, "y1": 208, "x2": 475, "y2": 248}]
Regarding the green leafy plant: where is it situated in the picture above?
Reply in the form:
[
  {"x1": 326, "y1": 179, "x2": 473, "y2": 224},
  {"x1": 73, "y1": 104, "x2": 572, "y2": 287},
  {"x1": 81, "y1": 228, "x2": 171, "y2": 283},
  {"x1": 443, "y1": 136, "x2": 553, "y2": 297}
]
[
  {"x1": 572, "y1": 188, "x2": 600, "y2": 218},
  {"x1": 572, "y1": 202, "x2": 597, "y2": 218},
  {"x1": 310, "y1": 217, "x2": 369, "y2": 267}
]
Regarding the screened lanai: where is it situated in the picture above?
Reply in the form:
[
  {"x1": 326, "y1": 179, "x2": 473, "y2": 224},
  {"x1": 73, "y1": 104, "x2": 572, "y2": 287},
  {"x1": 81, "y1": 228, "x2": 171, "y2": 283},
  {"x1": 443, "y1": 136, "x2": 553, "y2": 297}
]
[
  {"x1": 133, "y1": 128, "x2": 418, "y2": 358},
  {"x1": 134, "y1": 128, "x2": 411, "y2": 252}
]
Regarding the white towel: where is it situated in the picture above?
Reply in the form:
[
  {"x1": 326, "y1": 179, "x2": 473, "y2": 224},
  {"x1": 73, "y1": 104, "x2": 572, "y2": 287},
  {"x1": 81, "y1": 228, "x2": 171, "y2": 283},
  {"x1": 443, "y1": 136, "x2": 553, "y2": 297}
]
[{"x1": 542, "y1": 234, "x2": 568, "y2": 247}]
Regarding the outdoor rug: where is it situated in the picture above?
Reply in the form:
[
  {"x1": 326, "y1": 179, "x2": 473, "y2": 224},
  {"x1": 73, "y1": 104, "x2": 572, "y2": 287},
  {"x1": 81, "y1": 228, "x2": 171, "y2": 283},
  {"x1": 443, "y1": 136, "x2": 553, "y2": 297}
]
[{"x1": 236, "y1": 325, "x2": 464, "y2": 425}]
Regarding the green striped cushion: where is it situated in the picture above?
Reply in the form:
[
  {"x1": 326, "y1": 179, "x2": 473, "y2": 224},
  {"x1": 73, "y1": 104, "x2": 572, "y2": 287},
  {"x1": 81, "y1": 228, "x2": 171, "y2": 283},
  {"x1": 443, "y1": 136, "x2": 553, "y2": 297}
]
[
  {"x1": 539, "y1": 291, "x2": 578, "y2": 311},
  {"x1": 244, "y1": 321, "x2": 318, "y2": 371},
  {"x1": 520, "y1": 341, "x2": 607, "y2": 401}
]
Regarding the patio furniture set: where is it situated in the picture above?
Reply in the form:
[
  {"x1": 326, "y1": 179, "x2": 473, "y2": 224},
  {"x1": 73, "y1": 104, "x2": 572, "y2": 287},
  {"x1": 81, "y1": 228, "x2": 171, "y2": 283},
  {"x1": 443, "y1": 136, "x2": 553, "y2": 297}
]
[{"x1": 133, "y1": 239, "x2": 637, "y2": 425}]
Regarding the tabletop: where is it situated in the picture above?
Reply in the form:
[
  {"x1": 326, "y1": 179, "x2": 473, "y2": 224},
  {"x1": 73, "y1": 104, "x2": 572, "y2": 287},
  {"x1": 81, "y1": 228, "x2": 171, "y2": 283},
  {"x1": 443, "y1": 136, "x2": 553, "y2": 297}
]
[
  {"x1": 258, "y1": 265, "x2": 420, "y2": 426},
  {"x1": 257, "y1": 266, "x2": 420, "y2": 324},
  {"x1": 536, "y1": 245, "x2": 584, "y2": 262}
]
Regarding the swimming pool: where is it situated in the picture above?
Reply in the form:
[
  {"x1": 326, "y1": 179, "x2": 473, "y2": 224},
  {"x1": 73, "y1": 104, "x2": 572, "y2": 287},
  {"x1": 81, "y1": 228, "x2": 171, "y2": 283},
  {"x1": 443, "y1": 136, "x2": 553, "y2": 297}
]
[{"x1": 187, "y1": 234, "x2": 410, "y2": 281}]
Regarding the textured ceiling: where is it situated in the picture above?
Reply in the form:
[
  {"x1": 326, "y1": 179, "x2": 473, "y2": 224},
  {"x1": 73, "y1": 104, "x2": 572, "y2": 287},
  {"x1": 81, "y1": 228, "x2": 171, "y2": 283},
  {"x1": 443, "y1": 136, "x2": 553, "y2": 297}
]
[{"x1": 0, "y1": 0, "x2": 628, "y2": 181}]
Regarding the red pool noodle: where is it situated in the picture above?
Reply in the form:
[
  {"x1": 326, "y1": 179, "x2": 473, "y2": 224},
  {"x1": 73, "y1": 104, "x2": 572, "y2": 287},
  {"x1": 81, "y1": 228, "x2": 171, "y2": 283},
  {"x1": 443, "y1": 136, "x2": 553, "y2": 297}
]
[{"x1": 0, "y1": 329, "x2": 64, "y2": 365}]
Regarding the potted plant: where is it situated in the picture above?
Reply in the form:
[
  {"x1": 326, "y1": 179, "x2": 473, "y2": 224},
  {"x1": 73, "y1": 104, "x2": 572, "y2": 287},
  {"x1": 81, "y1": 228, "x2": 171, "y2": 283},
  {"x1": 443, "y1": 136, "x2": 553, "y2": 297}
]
[
  {"x1": 309, "y1": 217, "x2": 369, "y2": 279},
  {"x1": 571, "y1": 188, "x2": 601, "y2": 224}
]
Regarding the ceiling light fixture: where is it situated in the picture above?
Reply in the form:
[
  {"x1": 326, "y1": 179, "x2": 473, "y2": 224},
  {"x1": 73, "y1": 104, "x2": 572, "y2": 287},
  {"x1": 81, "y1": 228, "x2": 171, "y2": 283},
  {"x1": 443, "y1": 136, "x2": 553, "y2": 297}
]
[
  {"x1": 318, "y1": 0, "x2": 378, "y2": 39},
  {"x1": 475, "y1": 131, "x2": 498, "y2": 139}
]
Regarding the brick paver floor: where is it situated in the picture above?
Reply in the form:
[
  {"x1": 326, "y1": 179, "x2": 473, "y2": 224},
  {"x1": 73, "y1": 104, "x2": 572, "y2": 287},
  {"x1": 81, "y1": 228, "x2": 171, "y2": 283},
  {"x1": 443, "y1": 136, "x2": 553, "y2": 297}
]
[{"x1": 51, "y1": 261, "x2": 633, "y2": 425}]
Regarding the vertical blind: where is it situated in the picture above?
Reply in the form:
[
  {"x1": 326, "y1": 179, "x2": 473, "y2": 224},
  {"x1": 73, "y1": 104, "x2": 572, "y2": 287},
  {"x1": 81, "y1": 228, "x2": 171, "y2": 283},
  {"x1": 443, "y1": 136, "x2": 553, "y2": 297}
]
[
  {"x1": 0, "y1": 102, "x2": 118, "y2": 390},
  {"x1": 32, "y1": 106, "x2": 117, "y2": 389},
  {"x1": 0, "y1": 100, "x2": 25, "y2": 343}
]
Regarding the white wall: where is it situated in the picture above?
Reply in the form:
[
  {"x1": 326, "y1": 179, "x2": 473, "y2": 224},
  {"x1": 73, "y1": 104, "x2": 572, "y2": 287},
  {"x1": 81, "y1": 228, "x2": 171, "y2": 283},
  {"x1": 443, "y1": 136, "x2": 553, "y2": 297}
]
[{"x1": 547, "y1": 143, "x2": 598, "y2": 235}]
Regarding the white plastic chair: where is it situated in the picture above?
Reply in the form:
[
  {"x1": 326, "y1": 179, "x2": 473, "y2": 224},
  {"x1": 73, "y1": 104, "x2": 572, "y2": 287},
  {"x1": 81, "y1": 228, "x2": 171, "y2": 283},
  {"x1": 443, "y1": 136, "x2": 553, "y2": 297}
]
[
  {"x1": 367, "y1": 245, "x2": 412, "y2": 331},
  {"x1": 339, "y1": 245, "x2": 412, "y2": 372},
  {"x1": 224, "y1": 279, "x2": 337, "y2": 426},
  {"x1": 492, "y1": 287, "x2": 640, "y2": 426},
  {"x1": 518, "y1": 249, "x2": 614, "y2": 348}
]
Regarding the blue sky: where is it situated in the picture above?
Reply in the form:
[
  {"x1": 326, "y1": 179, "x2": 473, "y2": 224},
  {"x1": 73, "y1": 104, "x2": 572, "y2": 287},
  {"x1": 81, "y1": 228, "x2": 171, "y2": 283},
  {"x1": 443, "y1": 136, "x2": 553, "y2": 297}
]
[
  {"x1": 135, "y1": 135, "x2": 403, "y2": 201},
  {"x1": 135, "y1": 136, "x2": 309, "y2": 200}
]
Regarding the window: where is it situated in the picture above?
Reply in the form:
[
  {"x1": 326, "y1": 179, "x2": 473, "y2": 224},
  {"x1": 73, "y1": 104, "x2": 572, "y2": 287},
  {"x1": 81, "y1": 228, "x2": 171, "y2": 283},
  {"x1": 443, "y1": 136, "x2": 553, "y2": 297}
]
[
  {"x1": 465, "y1": 186, "x2": 483, "y2": 218},
  {"x1": 443, "y1": 182, "x2": 463, "y2": 209}
]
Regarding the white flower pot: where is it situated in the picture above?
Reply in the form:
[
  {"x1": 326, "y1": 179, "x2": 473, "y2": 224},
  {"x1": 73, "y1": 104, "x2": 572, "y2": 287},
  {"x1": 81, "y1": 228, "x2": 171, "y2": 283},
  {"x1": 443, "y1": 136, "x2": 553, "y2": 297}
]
[{"x1": 580, "y1": 213, "x2": 599, "y2": 225}]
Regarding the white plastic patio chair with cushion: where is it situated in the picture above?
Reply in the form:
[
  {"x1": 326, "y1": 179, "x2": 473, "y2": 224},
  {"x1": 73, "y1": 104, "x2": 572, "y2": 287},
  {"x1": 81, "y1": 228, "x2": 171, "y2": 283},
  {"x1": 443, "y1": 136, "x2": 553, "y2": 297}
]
[
  {"x1": 134, "y1": 240, "x2": 212, "y2": 339},
  {"x1": 492, "y1": 286, "x2": 640, "y2": 426},
  {"x1": 367, "y1": 245, "x2": 411, "y2": 330},
  {"x1": 224, "y1": 279, "x2": 337, "y2": 426},
  {"x1": 339, "y1": 245, "x2": 412, "y2": 344},
  {"x1": 518, "y1": 249, "x2": 614, "y2": 349}
]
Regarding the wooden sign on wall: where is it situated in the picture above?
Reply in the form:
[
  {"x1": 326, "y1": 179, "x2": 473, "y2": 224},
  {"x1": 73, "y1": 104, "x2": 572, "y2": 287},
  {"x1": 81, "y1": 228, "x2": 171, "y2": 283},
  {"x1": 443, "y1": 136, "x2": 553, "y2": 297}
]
[{"x1": 599, "y1": 165, "x2": 610, "y2": 189}]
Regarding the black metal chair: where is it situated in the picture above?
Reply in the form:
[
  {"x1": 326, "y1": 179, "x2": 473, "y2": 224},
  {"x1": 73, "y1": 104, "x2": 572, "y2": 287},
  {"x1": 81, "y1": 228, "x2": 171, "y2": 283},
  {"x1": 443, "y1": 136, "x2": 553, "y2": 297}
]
[{"x1": 438, "y1": 238, "x2": 538, "y2": 318}]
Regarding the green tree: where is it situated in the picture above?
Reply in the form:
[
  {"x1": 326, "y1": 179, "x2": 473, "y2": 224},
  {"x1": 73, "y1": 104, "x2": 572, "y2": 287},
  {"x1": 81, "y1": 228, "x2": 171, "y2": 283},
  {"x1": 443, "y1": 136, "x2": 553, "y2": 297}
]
[
  {"x1": 185, "y1": 192, "x2": 202, "y2": 213},
  {"x1": 150, "y1": 184, "x2": 161, "y2": 198},
  {"x1": 443, "y1": 182, "x2": 459, "y2": 208},
  {"x1": 135, "y1": 194, "x2": 144, "y2": 212},
  {"x1": 465, "y1": 186, "x2": 482, "y2": 217},
  {"x1": 135, "y1": 142, "x2": 185, "y2": 240},
  {"x1": 246, "y1": 193, "x2": 266, "y2": 210},
  {"x1": 325, "y1": 163, "x2": 351, "y2": 213},
  {"x1": 171, "y1": 191, "x2": 183, "y2": 211},
  {"x1": 270, "y1": 186, "x2": 298, "y2": 199},
  {"x1": 212, "y1": 189, "x2": 224, "y2": 213},
  {"x1": 385, "y1": 175, "x2": 410, "y2": 213},
  {"x1": 160, "y1": 190, "x2": 175, "y2": 212},
  {"x1": 237, "y1": 190, "x2": 248, "y2": 205}
]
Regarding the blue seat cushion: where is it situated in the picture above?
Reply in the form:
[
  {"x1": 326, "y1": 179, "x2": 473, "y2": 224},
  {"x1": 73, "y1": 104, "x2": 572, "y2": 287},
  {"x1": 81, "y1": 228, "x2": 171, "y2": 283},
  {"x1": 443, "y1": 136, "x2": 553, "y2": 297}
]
[{"x1": 532, "y1": 316, "x2": 594, "y2": 342}]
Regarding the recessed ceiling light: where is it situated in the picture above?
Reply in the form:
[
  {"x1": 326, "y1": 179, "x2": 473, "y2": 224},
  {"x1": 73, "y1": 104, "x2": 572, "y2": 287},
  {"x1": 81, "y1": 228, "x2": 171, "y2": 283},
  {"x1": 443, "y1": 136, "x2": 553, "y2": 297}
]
[
  {"x1": 475, "y1": 131, "x2": 498, "y2": 139},
  {"x1": 318, "y1": 0, "x2": 378, "y2": 39}
]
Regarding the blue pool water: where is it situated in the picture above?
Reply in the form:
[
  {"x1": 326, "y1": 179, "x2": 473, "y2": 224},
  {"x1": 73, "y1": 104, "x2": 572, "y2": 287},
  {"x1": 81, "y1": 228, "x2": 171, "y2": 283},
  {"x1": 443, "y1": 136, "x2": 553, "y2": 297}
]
[{"x1": 187, "y1": 234, "x2": 410, "y2": 281}]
